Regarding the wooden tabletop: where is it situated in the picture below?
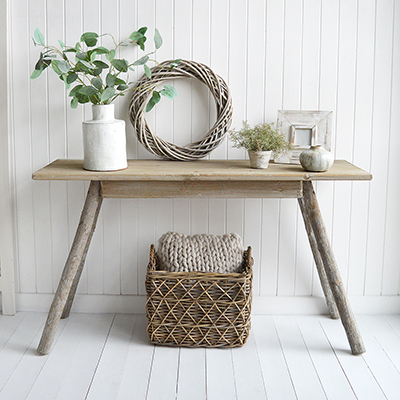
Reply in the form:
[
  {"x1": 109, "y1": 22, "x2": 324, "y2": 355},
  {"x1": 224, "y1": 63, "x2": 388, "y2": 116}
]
[{"x1": 32, "y1": 159, "x2": 372, "y2": 182}]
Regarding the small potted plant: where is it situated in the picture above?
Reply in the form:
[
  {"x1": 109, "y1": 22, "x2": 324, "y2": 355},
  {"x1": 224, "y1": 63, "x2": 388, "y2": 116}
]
[
  {"x1": 229, "y1": 121, "x2": 292, "y2": 169},
  {"x1": 31, "y1": 28, "x2": 180, "y2": 171}
]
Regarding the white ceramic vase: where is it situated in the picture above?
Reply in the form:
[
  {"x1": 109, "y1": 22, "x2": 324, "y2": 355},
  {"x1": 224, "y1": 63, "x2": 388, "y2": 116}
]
[
  {"x1": 82, "y1": 104, "x2": 128, "y2": 171},
  {"x1": 299, "y1": 145, "x2": 334, "y2": 172},
  {"x1": 248, "y1": 150, "x2": 272, "y2": 169}
]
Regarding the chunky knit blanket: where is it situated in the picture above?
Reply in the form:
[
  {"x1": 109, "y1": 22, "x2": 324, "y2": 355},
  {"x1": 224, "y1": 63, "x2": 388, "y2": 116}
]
[{"x1": 157, "y1": 232, "x2": 244, "y2": 273}]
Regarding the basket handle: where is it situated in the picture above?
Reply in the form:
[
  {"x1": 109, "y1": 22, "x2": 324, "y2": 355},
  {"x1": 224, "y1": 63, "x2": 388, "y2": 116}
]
[
  {"x1": 243, "y1": 246, "x2": 254, "y2": 273},
  {"x1": 148, "y1": 244, "x2": 157, "y2": 271}
]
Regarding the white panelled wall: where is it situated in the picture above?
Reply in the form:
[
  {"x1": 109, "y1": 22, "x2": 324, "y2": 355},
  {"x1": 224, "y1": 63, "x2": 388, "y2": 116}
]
[{"x1": 5, "y1": 0, "x2": 400, "y2": 313}]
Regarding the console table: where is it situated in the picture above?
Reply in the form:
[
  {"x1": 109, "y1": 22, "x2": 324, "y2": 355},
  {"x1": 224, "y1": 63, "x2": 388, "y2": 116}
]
[{"x1": 32, "y1": 159, "x2": 372, "y2": 355}]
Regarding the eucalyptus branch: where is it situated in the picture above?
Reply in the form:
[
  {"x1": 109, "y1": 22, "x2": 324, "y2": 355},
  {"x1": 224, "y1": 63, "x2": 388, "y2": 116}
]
[{"x1": 30, "y1": 27, "x2": 180, "y2": 109}]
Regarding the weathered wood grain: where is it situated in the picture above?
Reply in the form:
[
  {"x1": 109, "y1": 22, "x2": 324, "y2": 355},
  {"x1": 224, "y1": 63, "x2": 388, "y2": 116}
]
[
  {"x1": 101, "y1": 180, "x2": 303, "y2": 198},
  {"x1": 32, "y1": 159, "x2": 373, "y2": 182},
  {"x1": 36, "y1": 181, "x2": 103, "y2": 355},
  {"x1": 301, "y1": 181, "x2": 366, "y2": 355},
  {"x1": 298, "y1": 196, "x2": 339, "y2": 319}
]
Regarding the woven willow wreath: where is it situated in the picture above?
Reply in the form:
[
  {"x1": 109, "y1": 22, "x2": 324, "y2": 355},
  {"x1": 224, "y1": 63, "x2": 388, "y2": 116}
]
[{"x1": 129, "y1": 60, "x2": 233, "y2": 160}]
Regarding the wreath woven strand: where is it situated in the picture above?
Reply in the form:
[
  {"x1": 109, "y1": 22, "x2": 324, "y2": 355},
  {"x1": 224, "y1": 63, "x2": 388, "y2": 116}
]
[{"x1": 129, "y1": 60, "x2": 233, "y2": 161}]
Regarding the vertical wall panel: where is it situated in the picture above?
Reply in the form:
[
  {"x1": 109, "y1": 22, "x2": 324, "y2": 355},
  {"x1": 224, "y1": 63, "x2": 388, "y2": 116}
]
[
  {"x1": 277, "y1": 0, "x2": 302, "y2": 296},
  {"x1": 29, "y1": 0, "x2": 53, "y2": 294},
  {"x1": 12, "y1": 0, "x2": 36, "y2": 293},
  {"x1": 295, "y1": 0, "x2": 321, "y2": 296},
  {"x1": 365, "y1": 0, "x2": 394, "y2": 295},
  {"x1": 120, "y1": 199, "x2": 139, "y2": 295},
  {"x1": 7, "y1": 0, "x2": 400, "y2": 306},
  {"x1": 209, "y1": 0, "x2": 229, "y2": 160},
  {"x1": 312, "y1": 0, "x2": 339, "y2": 297},
  {"x1": 46, "y1": 1, "x2": 69, "y2": 294},
  {"x1": 227, "y1": 0, "x2": 247, "y2": 160},
  {"x1": 260, "y1": 0, "x2": 285, "y2": 296},
  {"x1": 331, "y1": 0, "x2": 358, "y2": 292},
  {"x1": 383, "y1": 0, "x2": 400, "y2": 295},
  {"x1": 347, "y1": 0, "x2": 375, "y2": 296}
]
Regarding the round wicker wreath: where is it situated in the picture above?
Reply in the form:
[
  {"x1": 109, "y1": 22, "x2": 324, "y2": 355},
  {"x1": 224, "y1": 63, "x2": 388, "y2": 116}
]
[{"x1": 129, "y1": 60, "x2": 233, "y2": 161}]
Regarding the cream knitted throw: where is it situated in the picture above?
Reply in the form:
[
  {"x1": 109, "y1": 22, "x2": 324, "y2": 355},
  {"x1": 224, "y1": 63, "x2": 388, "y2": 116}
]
[{"x1": 157, "y1": 232, "x2": 244, "y2": 273}]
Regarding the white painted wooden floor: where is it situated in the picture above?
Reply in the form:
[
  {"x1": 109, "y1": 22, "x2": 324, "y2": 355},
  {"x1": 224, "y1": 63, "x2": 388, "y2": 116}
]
[{"x1": 0, "y1": 313, "x2": 400, "y2": 400}]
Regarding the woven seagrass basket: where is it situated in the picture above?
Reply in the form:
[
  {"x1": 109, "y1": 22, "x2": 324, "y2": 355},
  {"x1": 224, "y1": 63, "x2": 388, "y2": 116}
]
[{"x1": 145, "y1": 244, "x2": 253, "y2": 347}]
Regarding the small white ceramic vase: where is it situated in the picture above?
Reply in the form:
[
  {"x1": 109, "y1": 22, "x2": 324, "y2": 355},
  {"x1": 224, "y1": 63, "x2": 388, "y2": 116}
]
[
  {"x1": 299, "y1": 145, "x2": 334, "y2": 172},
  {"x1": 248, "y1": 150, "x2": 272, "y2": 169},
  {"x1": 82, "y1": 104, "x2": 128, "y2": 171}
]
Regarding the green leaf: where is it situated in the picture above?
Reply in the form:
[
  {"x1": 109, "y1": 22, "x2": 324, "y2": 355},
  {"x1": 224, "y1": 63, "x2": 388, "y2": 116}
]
[
  {"x1": 144, "y1": 64, "x2": 152, "y2": 79},
  {"x1": 66, "y1": 73, "x2": 78, "y2": 84},
  {"x1": 111, "y1": 58, "x2": 129, "y2": 72},
  {"x1": 80, "y1": 32, "x2": 99, "y2": 47},
  {"x1": 58, "y1": 60, "x2": 70, "y2": 74},
  {"x1": 51, "y1": 60, "x2": 62, "y2": 75},
  {"x1": 154, "y1": 28, "x2": 163, "y2": 50},
  {"x1": 93, "y1": 60, "x2": 109, "y2": 69},
  {"x1": 79, "y1": 86, "x2": 98, "y2": 96},
  {"x1": 58, "y1": 39, "x2": 65, "y2": 48},
  {"x1": 137, "y1": 37, "x2": 146, "y2": 51},
  {"x1": 77, "y1": 94, "x2": 90, "y2": 104},
  {"x1": 146, "y1": 90, "x2": 161, "y2": 112},
  {"x1": 92, "y1": 77, "x2": 103, "y2": 90},
  {"x1": 117, "y1": 84, "x2": 129, "y2": 91},
  {"x1": 100, "y1": 87, "x2": 115, "y2": 103},
  {"x1": 70, "y1": 97, "x2": 79, "y2": 109},
  {"x1": 30, "y1": 69, "x2": 42, "y2": 79},
  {"x1": 76, "y1": 52, "x2": 88, "y2": 60},
  {"x1": 61, "y1": 74, "x2": 71, "y2": 90},
  {"x1": 76, "y1": 61, "x2": 90, "y2": 73},
  {"x1": 34, "y1": 28, "x2": 45, "y2": 46},
  {"x1": 34, "y1": 57, "x2": 43, "y2": 71},
  {"x1": 91, "y1": 46, "x2": 109, "y2": 55},
  {"x1": 138, "y1": 27, "x2": 148, "y2": 35},
  {"x1": 93, "y1": 68, "x2": 102, "y2": 76},
  {"x1": 163, "y1": 84, "x2": 178, "y2": 97},
  {"x1": 114, "y1": 77, "x2": 126, "y2": 86},
  {"x1": 63, "y1": 47, "x2": 78, "y2": 54},
  {"x1": 106, "y1": 73, "x2": 115, "y2": 87},
  {"x1": 133, "y1": 55, "x2": 149, "y2": 66},
  {"x1": 129, "y1": 31, "x2": 144, "y2": 41},
  {"x1": 69, "y1": 84, "x2": 84, "y2": 97},
  {"x1": 170, "y1": 59, "x2": 182, "y2": 69},
  {"x1": 160, "y1": 88, "x2": 174, "y2": 100},
  {"x1": 79, "y1": 60, "x2": 93, "y2": 69},
  {"x1": 106, "y1": 49, "x2": 115, "y2": 62}
]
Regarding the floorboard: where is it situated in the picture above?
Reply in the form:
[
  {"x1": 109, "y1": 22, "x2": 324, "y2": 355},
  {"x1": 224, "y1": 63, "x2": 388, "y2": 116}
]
[
  {"x1": 252, "y1": 316, "x2": 296, "y2": 400},
  {"x1": 26, "y1": 313, "x2": 97, "y2": 400},
  {"x1": 231, "y1": 331, "x2": 267, "y2": 400},
  {"x1": 319, "y1": 317, "x2": 387, "y2": 400},
  {"x1": 85, "y1": 314, "x2": 137, "y2": 400},
  {"x1": 116, "y1": 315, "x2": 155, "y2": 400},
  {"x1": 273, "y1": 316, "x2": 327, "y2": 399},
  {"x1": 205, "y1": 348, "x2": 236, "y2": 400},
  {"x1": 358, "y1": 316, "x2": 400, "y2": 400},
  {"x1": 0, "y1": 313, "x2": 399, "y2": 400}
]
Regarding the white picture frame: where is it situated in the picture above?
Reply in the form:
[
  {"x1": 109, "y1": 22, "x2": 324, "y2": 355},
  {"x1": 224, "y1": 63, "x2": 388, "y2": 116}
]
[{"x1": 274, "y1": 110, "x2": 332, "y2": 164}]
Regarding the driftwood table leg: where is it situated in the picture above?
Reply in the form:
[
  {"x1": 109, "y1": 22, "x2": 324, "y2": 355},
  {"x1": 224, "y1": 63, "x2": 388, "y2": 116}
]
[
  {"x1": 37, "y1": 181, "x2": 103, "y2": 355},
  {"x1": 301, "y1": 181, "x2": 365, "y2": 355},
  {"x1": 61, "y1": 191, "x2": 102, "y2": 319},
  {"x1": 298, "y1": 196, "x2": 339, "y2": 319}
]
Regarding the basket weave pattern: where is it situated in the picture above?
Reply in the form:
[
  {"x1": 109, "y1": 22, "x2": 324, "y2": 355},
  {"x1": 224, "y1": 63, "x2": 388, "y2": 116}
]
[
  {"x1": 129, "y1": 59, "x2": 233, "y2": 161},
  {"x1": 145, "y1": 245, "x2": 253, "y2": 347}
]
